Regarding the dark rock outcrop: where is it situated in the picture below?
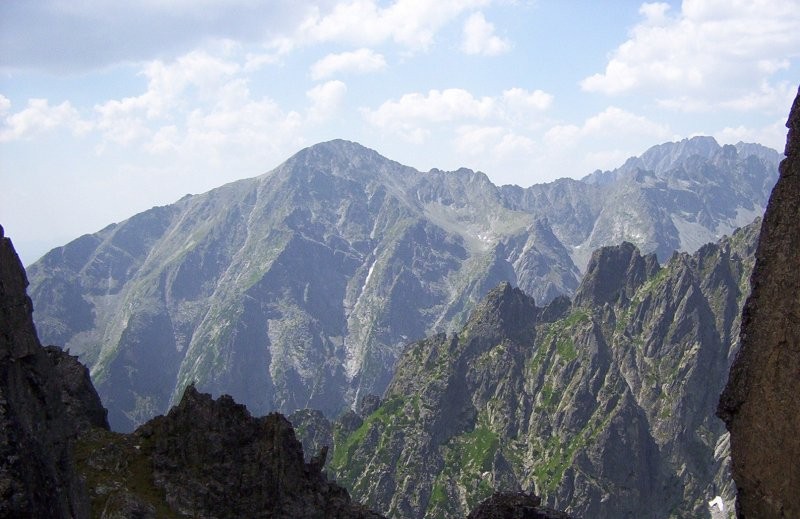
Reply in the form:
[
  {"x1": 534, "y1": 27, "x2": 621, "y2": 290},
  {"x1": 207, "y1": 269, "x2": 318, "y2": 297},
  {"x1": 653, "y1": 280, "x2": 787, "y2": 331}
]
[
  {"x1": 0, "y1": 224, "x2": 96, "y2": 518},
  {"x1": 79, "y1": 384, "x2": 386, "y2": 518},
  {"x1": 467, "y1": 491, "x2": 571, "y2": 519},
  {"x1": 718, "y1": 86, "x2": 800, "y2": 517}
]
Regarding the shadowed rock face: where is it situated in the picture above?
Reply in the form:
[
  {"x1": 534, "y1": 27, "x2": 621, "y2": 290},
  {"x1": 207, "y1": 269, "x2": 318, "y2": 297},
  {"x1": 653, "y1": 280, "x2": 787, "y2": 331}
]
[
  {"x1": 0, "y1": 224, "x2": 106, "y2": 518},
  {"x1": 74, "y1": 383, "x2": 387, "y2": 518},
  {"x1": 467, "y1": 492, "x2": 572, "y2": 519},
  {"x1": 124, "y1": 385, "x2": 387, "y2": 519},
  {"x1": 718, "y1": 87, "x2": 800, "y2": 517}
]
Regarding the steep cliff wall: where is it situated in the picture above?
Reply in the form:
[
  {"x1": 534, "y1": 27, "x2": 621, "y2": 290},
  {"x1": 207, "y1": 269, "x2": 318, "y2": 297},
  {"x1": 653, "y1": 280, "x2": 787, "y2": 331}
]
[
  {"x1": 718, "y1": 87, "x2": 800, "y2": 517},
  {"x1": 0, "y1": 224, "x2": 106, "y2": 518}
]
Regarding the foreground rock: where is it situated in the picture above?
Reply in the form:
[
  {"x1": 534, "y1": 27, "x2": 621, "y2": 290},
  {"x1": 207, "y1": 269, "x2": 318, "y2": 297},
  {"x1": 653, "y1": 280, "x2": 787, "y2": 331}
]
[
  {"x1": 0, "y1": 224, "x2": 106, "y2": 518},
  {"x1": 467, "y1": 492, "x2": 571, "y2": 519},
  {"x1": 77, "y1": 384, "x2": 386, "y2": 518},
  {"x1": 718, "y1": 87, "x2": 800, "y2": 517}
]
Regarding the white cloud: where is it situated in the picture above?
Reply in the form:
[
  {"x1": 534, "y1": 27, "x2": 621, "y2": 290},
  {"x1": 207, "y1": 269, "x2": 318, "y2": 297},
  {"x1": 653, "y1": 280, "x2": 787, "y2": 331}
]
[
  {"x1": 298, "y1": 0, "x2": 491, "y2": 51},
  {"x1": 310, "y1": 48, "x2": 387, "y2": 80},
  {"x1": 715, "y1": 118, "x2": 788, "y2": 152},
  {"x1": 455, "y1": 125, "x2": 534, "y2": 156},
  {"x1": 306, "y1": 80, "x2": 348, "y2": 121},
  {"x1": 545, "y1": 106, "x2": 670, "y2": 149},
  {"x1": 0, "y1": 98, "x2": 86, "y2": 142},
  {"x1": 363, "y1": 87, "x2": 551, "y2": 142},
  {"x1": 461, "y1": 12, "x2": 511, "y2": 56},
  {"x1": 502, "y1": 88, "x2": 553, "y2": 112},
  {"x1": 541, "y1": 107, "x2": 673, "y2": 175},
  {"x1": 581, "y1": 0, "x2": 800, "y2": 113}
]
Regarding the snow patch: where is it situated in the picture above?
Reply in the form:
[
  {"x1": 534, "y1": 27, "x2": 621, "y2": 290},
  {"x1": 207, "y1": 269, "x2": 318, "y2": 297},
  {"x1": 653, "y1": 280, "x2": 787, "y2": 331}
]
[{"x1": 708, "y1": 495, "x2": 725, "y2": 519}]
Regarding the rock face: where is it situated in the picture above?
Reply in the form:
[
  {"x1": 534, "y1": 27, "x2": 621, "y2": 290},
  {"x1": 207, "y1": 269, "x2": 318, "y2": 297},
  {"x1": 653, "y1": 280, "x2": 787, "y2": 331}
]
[
  {"x1": 76, "y1": 385, "x2": 386, "y2": 518},
  {"x1": 27, "y1": 137, "x2": 779, "y2": 431},
  {"x1": 325, "y1": 222, "x2": 760, "y2": 518},
  {"x1": 718, "y1": 87, "x2": 800, "y2": 517},
  {"x1": 467, "y1": 492, "x2": 571, "y2": 519},
  {"x1": 0, "y1": 224, "x2": 106, "y2": 518}
]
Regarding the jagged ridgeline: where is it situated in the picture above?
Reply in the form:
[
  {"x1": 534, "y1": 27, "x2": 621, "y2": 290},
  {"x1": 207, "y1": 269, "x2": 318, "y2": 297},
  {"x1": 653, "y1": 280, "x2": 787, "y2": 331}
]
[
  {"x1": 309, "y1": 222, "x2": 759, "y2": 518},
  {"x1": 27, "y1": 137, "x2": 778, "y2": 432}
]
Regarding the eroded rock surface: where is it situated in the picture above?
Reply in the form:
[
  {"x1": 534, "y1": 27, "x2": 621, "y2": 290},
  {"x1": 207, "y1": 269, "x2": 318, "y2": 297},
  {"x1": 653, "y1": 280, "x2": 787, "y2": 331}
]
[
  {"x1": 0, "y1": 224, "x2": 97, "y2": 518},
  {"x1": 718, "y1": 86, "x2": 800, "y2": 517}
]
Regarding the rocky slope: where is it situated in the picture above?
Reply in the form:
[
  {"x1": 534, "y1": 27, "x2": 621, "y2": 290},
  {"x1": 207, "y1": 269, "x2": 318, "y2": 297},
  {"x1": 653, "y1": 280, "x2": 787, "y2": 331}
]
[
  {"x1": 718, "y1": 87, "x2": 800, "y2": 517},
  {"x1": 317, "y1": 221, "x2": 760, "y2": 518},
  {"x1": 27, "y1": 137, "x2": 779, "y2": 431},
  {"x1": 0, "y1": 224, "x2": 108, "y2": 518}
]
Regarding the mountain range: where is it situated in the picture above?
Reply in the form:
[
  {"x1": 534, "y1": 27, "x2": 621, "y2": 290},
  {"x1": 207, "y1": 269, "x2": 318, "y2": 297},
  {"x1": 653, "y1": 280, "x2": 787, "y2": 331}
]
[
  {"x1": 27, "y1": 136, "x2": 780, "y2": 431},
  {"x1": 293, "y1": 222, "x2": 759, "y2": 518}
]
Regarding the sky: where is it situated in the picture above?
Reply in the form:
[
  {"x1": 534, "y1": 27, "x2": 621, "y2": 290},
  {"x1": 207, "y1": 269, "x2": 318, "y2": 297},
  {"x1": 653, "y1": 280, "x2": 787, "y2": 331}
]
[{"x1": 1, "y1": 0, "x2": 798, "y2": 265}]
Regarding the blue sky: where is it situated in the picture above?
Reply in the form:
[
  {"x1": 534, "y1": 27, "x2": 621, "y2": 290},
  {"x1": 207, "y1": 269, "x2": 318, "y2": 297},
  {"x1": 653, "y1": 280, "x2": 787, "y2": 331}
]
[{"x1": 1, "y1": 0, "x2": 798, "y2": 265}]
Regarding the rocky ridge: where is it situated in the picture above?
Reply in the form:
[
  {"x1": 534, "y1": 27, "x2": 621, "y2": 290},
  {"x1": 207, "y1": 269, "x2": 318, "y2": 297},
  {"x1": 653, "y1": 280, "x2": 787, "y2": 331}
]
[
  {"x1": 27, "y1": 137, "x2": 780, "y2": 432},
  {"x1": 77, "y1": 385, "x2": 386, "y2": 518},
  {"x1": 308, "y1": 221, "x2": 760, "y2": 518},
  {"x1": 718, "y1": 86, "x2": 800, "y2": 517}
]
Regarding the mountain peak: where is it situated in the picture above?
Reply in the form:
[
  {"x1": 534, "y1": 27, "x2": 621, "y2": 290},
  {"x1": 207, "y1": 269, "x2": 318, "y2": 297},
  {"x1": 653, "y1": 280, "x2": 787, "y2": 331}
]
[
  {"x1": 573, "y1": 242, "x2": 659, "y2": 308},
  {"x1": 464, "y1": 281, "x2": 539, "y2": 341}
]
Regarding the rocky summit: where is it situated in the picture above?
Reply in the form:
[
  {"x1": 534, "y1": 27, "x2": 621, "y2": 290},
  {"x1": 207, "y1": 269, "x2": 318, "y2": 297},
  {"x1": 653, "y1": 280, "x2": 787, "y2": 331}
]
[
  {"x1": 27, "y1": 136, "x2": 779, "y2": 432},
  {"x1": 718, "y1": 86, "x2": 800, "y2": 517},
  {"x1": 303, "y1": 221, "x2": 760, "y2": 518}
]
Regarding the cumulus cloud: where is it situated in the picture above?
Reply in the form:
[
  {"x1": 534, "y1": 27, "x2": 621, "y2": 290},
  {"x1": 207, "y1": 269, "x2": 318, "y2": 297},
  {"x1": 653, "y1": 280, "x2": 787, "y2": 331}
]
[
  {"x1": 306, "y1": 80, "x2": 348, "y2": 121},
  {"x1": 363, "y1": 87, "x2": 551, "y2": 142},
  {"x1": 298, "y1": 0, "x2": 491, "y2": 51},
  {"x1": 581, "y1": 0, "x2": 800, "y2": 113},
  {"x1": 545, "y1": 106, "x2": 670, "y2": 149},
  {"x1": 0, "y1": 98, "x2": 87, "y2": 142},
  {"x1": 455, "y1": 125, "x2": 534, "y2": 157},
  {"x1": 461, "y1": 12, "x2": 511, "y2": 56},
  {"x1": 715, "y1": 118, "x2": 788, "y2": 152},
  {"x1": 310, "y1": 48, "x2": 387, "y2": 80}
]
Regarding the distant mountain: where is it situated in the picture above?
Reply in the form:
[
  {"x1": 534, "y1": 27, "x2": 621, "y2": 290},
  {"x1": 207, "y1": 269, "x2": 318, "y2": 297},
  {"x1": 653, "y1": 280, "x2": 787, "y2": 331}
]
[
  {"x1": 27, "y1": 137, "x2": 779, "y2": 431},
  {"x1": 318, "y1": 222, "x2": 759, "y2": 518}
]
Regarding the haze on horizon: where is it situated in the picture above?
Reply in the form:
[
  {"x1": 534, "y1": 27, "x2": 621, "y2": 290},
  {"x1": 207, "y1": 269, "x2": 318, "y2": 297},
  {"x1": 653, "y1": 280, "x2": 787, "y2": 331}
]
[{"x1": 1, "y1": 0, "x2": 798, "y2": 265}]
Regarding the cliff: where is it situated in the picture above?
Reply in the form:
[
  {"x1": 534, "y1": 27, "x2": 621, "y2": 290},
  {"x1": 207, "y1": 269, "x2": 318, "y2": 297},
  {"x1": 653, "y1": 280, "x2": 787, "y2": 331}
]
[
  {"x1": 718, "y1": 86, "x2": 800, "y2": 517},
  {"x1": 0, "y1": 224, "x2": 106, "y2": 518}
]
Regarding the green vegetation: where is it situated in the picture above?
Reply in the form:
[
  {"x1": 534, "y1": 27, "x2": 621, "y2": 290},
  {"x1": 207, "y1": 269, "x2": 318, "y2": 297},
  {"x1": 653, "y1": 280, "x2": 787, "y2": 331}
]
[
  {"x1": 330, "y1": 395, "x2": 417, "y2": 484},
  {"x1": 424, "y1": 411, "x2": 503, "y2": 517}
]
